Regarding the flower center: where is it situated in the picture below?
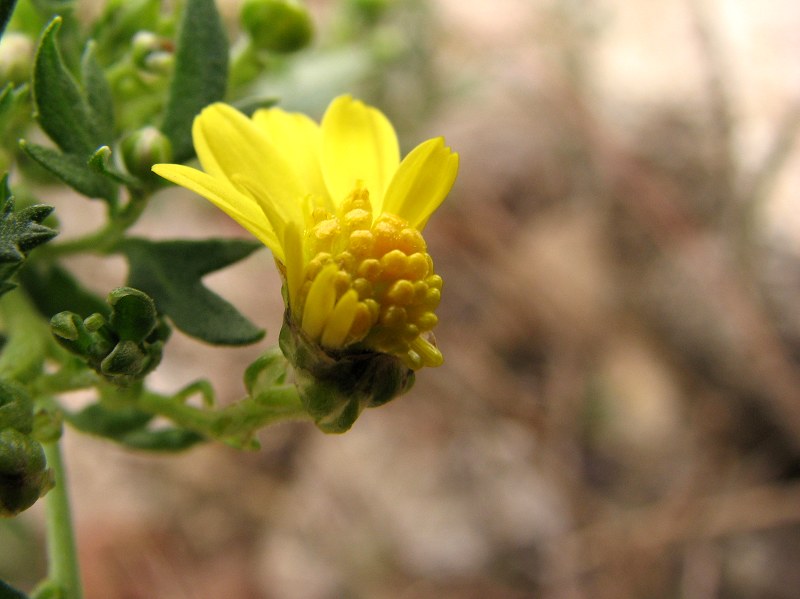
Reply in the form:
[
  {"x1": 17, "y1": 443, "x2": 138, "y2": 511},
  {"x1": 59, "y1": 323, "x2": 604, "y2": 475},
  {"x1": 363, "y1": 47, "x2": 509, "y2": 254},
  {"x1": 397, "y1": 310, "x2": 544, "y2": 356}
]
[{"x1": 295, "y1": 185, "x2": 443, "y2": 369}]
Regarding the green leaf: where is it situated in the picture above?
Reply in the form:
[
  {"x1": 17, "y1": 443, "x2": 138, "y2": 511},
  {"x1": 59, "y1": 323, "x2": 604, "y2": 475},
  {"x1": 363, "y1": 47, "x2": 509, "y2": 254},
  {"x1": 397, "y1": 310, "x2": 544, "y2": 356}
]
[
  {"x1": 0, "y1": 174, "x2": 57, "y2": 297},
  {"x1": 0, "y1": 84, "x2": 28, "y2": 135},
  {"x1": 0, "y1": 84, "x2": 13, "y2": 127},
  {"x1": 244, "y1": 347, "x2": 287, "y2": 397},
  {"x1": 19, "y1": 141, "x2": 117, "y2": 201},
  {"x1": 80, "y1": 41, "x2": 114, "y2": 143},
  {"x1": 64, "y1": 403, "x2": 205, "y2": 451},
  {"x1": 0, "y1": 0, "x2": 18, "y2": 42},
  {"x1": 64, "y1": 403, "x2": 152, "y2": 438},
  {"x1": 0, "y1": 577, "x2": 30, "y2": 599},
  {"x1": 161, "y1": 0, "x2": 228, "y2": 162},
  {"x1": 118, "y1": 238, "x2": 265, "y2": 345},
  {"x1": 19, "y1": 262, "x2": 108, "y2": 319},
  {"x1": 87, "y1": 145, "x2": 140, "y2": 188},
  {"x1": 32, "y1": 17, "x2": 110, "y2": 157}
]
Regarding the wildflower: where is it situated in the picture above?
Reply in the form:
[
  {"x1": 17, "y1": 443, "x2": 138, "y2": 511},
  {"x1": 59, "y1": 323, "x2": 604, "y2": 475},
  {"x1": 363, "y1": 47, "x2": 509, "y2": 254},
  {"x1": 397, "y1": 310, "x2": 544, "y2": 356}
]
[{"x1": 152, "y1": 96, "x2": 458, "y2": 371}]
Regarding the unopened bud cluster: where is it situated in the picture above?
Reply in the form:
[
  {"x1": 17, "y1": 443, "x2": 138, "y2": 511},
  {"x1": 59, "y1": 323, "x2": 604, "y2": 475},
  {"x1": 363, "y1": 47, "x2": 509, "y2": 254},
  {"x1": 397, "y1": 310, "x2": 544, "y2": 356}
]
[{"x1": 51, "y1": 287, "x2": 169, "y2": 386}]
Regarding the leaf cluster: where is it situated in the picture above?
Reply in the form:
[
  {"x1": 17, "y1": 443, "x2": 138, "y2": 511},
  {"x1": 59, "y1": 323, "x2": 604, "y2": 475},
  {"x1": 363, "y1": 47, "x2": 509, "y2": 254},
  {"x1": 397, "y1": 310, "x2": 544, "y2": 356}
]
[{"x1": 0, "y1": 174, "x2": 56, "y2": 297}]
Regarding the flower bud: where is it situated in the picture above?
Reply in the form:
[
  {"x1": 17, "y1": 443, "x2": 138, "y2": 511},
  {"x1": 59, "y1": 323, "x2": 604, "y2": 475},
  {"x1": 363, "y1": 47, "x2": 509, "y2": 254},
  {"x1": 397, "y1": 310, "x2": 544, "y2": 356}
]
[
  {"x1": 279, "y1": 314, "x2": 414, "y2": 433},
  {"x1": 121, "y1": 127, "x2": 173, "y2": 183},
  {"x1": 51, "y1": 287, "x2": 170, "y2": 386},
  {"x1": 0, "y1": 428, "x2": 53, "y2": 517},
  {"x1": 131, "y1": 31, "x2": 174, "y2": 75},
  {"x1": 240, "y1": 0, "x2": 313, "y2": 53},
  {"x1": 108, "y1": 286, "x2": 158, "y2": 342}
]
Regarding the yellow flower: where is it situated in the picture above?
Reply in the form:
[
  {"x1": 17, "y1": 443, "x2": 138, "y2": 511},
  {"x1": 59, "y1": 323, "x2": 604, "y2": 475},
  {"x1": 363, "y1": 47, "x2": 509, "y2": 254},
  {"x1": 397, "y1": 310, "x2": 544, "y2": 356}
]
[{"x1": 152, "y1": 95, "x2": 458, "y2": 369}]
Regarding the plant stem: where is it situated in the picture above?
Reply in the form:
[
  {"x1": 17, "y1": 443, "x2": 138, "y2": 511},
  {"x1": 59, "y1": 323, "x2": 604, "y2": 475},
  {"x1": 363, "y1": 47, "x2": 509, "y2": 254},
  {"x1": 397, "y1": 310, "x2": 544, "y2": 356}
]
[
  {"x1": 138, "y1": 384, "x2": 308, "y2": 447},
  {"x1": 42, "y1": 439, "x2": 84, "y2": 599},
  {"x1": 36, "y1": 191, "x2": 150, "y2": 259}
]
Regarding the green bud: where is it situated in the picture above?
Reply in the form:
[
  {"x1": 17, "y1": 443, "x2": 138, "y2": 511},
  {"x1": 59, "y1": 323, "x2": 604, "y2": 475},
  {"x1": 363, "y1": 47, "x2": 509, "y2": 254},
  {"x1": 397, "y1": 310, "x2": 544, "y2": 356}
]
[
  {"x1": 100, "y1": 340, "x2": 149, "y2": 378},
  {"x1": 50, "y1": 288, "x2": 170, "y2": 386},
  {"x1": 108, "y1": 287, "x2": 158, "y2": 343},
  {"x1": 121, "y1": 127, "x2": 173, "y2": 183},
  {"x1": 130, "y1": 31, "x2": 174, "y2": 75},
  {"x1": 241, "y1": 0, "x2": 313, "y2": 53},
  {"x1": 279, "y1": 313, "x2": 414, "y2": 433},
  {"x1": 0, "y1": 428, "x2": 53, "y2": 516}
]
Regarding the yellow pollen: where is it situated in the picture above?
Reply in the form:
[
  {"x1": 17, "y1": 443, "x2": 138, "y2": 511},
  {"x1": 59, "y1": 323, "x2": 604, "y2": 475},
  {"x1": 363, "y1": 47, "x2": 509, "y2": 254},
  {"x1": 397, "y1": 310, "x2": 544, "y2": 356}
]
[{"x1": 293, "y1": 185, "x2": 443, "y2": 368}]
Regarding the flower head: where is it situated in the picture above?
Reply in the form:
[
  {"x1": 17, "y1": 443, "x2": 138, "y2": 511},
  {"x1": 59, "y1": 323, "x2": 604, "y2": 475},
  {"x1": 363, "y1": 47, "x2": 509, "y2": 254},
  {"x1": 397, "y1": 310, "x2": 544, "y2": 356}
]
[{"x1": 152, "y1": 95, "x2": 458, "y2": 371}]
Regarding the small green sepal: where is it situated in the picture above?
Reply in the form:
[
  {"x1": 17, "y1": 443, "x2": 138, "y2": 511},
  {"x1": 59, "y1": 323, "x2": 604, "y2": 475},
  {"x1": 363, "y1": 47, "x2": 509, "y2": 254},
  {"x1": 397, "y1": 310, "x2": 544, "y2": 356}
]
[{"x1": 279, "y1": 312, "x2": 414, "y2": 433}]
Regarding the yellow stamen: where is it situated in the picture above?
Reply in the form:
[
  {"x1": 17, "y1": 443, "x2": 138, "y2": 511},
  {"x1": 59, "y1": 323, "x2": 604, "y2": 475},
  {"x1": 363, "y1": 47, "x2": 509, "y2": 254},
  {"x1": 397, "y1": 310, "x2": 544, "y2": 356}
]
[{"x1": 292, "y1": 185, "x2": 443, "y2": 367}]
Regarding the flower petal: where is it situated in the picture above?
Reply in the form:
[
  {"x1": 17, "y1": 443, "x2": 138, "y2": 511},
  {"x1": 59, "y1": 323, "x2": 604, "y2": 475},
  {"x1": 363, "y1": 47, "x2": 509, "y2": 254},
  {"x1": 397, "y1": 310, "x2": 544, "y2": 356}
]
[
  {"x1": 282, "y1": 222, "x2": 305, "y2": 314},
  {"x1": 253, "y1": 107, "x2": 328, "y2": 204},
  {"x1": 193, "y1": 103, "x2": 306, "y2": 225},
  {"x1": 321, "y1": 95, "x2": 400, "y2": 210},
  {"x1": 382, "y1": 137, "x2": 458, "y2": 230},
  {"x1": 301, "y1": 263, "x2": 339, "y2": 341},
  {"x1": 152, "y1": 163, "x2": 280, "y2": 255},
  {"x1": 321, "y1": 289, "x2": 359, "y2": 348}
]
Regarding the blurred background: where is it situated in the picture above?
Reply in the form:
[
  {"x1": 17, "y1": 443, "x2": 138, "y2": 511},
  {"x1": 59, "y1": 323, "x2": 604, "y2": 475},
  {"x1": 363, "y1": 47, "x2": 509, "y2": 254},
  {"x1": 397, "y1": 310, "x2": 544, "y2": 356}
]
[{"x1": 4, "y1": 0, "x2": 800, "y2": 597}]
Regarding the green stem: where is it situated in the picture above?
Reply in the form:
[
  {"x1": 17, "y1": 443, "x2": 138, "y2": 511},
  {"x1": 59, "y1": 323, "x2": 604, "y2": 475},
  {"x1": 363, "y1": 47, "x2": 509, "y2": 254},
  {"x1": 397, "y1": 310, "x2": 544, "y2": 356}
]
[
  {"x1": 42, "y1": 439, "x2": 84, "y2": 599},
  {"x1": 138, "y1": 384, "x2": 308, "y2": 446},
  {"x1": 36, "y1": 192, "x2": 150, "y2": 259}
]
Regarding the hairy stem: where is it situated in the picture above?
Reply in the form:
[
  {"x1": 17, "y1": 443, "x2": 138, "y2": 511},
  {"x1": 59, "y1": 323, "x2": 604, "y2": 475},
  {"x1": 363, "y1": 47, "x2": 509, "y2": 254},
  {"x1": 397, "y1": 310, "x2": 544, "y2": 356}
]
[
  {"x1": 138, "y1": 384, "x2": 308, "y2": 447},
  {"x1": 36, "y1": 191, "x2": 150, "y2": 258}
]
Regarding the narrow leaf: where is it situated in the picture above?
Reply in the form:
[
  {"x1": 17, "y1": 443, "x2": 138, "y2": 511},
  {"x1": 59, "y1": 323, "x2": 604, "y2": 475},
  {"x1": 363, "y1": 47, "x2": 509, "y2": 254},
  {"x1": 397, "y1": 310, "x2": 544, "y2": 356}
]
[
  {"x1": 20, "y1": 141, "x2": 117, "y2": 201},
  {"x1": 64, "y1": 403, "x2": 152, "y2": 438},
  {"x1": 116, "y1": 427, "x2": 205, "y2": 452},
  {"x1": 80, "y1": 40, "x2": 114, "y2": 142},
  {"x1": 118, "y1": 238, "x2": 264, "y2": 345},
  {"x1": 0, "y1": 84, "x2": 27, "y2": 132},
  {"x1": 32, "y1": 17, "x2": 109, "y2": 156},
  {"x1": 0, "y1": 84, "x2": 12, "y2": 119},
  {"x1": 161, "y1": 0, "x2": 228, "y2": 162},
  {"x1": 88, "y1": 145, "x2": 140, "y2": 188}
]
